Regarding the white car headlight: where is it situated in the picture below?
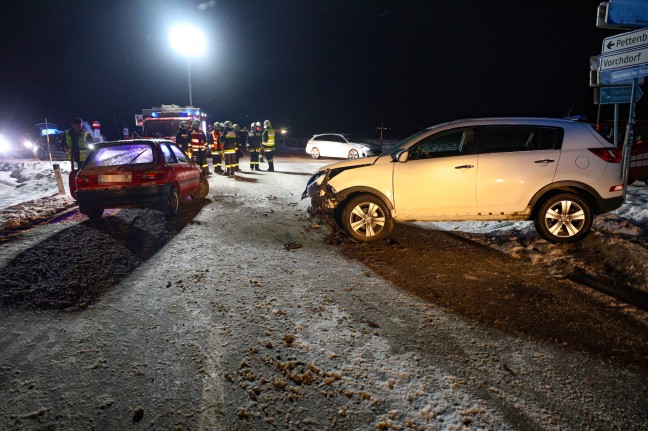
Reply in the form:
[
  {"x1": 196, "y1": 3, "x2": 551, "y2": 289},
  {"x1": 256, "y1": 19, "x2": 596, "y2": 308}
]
[{"x1": 23, "y1": 140, "x2": 34, "y2": 150}]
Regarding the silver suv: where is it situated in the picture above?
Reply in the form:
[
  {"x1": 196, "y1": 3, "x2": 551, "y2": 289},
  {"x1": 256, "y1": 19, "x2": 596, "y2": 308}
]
[{"x1": 303, "y1": 118, "x2": 625, "y2": 243}]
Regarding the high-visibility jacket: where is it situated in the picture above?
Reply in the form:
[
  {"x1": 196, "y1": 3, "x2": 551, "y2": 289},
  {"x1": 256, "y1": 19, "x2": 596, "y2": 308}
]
[
  {"x1": 210, "y1": 130, "x2": 222, "y2": 153},
  {"x1": 190, "y1": 128, "x2": 207, "y2": 152},
  {"x1": 64, "y1": 128, "x2": 92, "y2": 163},
  {"x1": 262, "y1": 127, "x2": 275, "y2": 150}
]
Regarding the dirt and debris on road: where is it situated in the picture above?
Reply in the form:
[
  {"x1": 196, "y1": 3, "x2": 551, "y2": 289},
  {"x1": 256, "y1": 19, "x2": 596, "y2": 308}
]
[{"x1": 0, "y1": 156, "x2": 647, "y2": 430}]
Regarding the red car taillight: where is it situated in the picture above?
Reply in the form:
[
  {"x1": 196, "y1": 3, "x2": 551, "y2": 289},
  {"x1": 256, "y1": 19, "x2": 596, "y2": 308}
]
[
  {"x1": 140, "y1": 169, "x2": 165, "y2": 181},
  {"x1": 588, "y1": 147, "x2": 622, "y2": 163},
  {"x1": 76, "y1": 176, "x2": 90, "y2": 185}
]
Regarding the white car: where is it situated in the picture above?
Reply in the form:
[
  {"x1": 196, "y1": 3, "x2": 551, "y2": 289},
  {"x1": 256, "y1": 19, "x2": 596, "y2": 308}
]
[
  {"x1": 303, "y1": 118, "x2": 625, "y2": 243},
  {"x1": 305, "y1": 133, "x2": 382, "y2": 159}
]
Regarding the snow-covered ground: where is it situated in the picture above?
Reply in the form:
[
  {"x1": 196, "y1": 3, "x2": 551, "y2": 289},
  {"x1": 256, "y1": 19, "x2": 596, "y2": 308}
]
[{"x1": 1, "y1": 158, "x2": 646, "y2": 293}]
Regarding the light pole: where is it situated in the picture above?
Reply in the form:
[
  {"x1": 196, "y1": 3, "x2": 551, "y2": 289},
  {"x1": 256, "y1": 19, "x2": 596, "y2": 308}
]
[{"x1": 169, "y1": 24, "x2": 206, "y2": 107}]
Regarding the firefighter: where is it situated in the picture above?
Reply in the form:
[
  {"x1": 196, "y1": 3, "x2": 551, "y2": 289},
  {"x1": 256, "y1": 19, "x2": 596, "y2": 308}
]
[
  {"x1": 262, "y1": 119, "x2": 276, "y2": 172},
  {"x1": 233, "y1": 124, "x2": 242, "y2": 172},
  {"x1": 190, "y1": 119, "x2": 209, "y2": 176},
  {"x1": 222, "y1": 121, "x2": 237, "y2": 176},
  {"x1": 62, "y1": 117, "x2": 93, "y2": 171},
  {"x1": 258, "y1": 122, "x2": 264, "y2": 163},
  {"x1": 246, "y1": 121, "x2": 262, "y2": 171},
  {"x1": 210, "y1": 122, "x2": 223, "y2": 174},
  {"x1": 175, "y1": 121, "x2": 190, "y2": 156}
]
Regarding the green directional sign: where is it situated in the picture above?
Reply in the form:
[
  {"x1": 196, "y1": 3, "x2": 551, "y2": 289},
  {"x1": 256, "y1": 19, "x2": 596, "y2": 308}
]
[{"x1": 599, "y1": 86, "x2": 644, "y2": 104}]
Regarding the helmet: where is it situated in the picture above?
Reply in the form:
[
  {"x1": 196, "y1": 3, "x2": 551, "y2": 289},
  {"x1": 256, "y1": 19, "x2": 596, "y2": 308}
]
[
  {"x1": 233, "y1": 124, "x2": 240, "y2": 131},
  {"x1": 250, "y1": 122, "x2": 255, "y2": 129},
  {"x1": 71, "y1": 117, "x2": 83, "y2": 125},
  {"x1": 192, "y1": 119, "x2": 200, "y2": 126},
  {"x1": 180, "y1": 121, "x2": 188, "y2": 129},
  {"x1": 223, "y1": 121, "x2": 232, "y2": 128},
  {"x1": 255, "y1": 121, "x2": 261, "y2": 127},
  {"x1": 213, "y1": 122, "x2": 220, "y2": 128},
  {"x1": 263, "y1": 120, "x2": 272, "y2": 128}
]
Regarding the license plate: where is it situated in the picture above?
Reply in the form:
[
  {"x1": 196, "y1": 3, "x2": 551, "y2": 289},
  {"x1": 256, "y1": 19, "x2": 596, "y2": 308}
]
[{"x1": 98, "y1": 174, "x2": 132, "y2": 183}]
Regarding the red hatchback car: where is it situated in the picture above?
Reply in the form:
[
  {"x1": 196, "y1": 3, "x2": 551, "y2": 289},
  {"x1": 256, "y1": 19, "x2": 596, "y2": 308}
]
[{"x1": 74, "y1": 139, "x2": 209, "y2": 218}]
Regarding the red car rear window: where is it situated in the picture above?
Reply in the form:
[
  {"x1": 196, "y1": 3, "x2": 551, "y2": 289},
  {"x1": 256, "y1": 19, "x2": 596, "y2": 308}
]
[{"x1": 87, "y1": 143, "x2": 155, "y2": 167}]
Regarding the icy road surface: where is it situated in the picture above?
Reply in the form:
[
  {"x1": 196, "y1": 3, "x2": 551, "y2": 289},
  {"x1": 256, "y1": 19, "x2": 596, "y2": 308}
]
[{"x1": 0, "y1": 154, "x2": 647, "y2": 430}]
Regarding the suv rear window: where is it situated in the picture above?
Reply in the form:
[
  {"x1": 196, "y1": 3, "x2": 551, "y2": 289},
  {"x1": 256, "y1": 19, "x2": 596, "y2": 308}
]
[{"x1": 86, "y1": 143, "x2": 155, "y2": 167}]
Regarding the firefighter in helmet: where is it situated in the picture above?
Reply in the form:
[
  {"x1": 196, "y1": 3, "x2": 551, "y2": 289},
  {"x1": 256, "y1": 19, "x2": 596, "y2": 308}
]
[
  {"x1": 233, "y1": 124, "x2": 243, "y2": 172},
  {"x1": 63, "y1": 117, "x2": 93, "y2": 171},
  {"x1": 190, "y1": 119, "x2": 209, "y2": 176},
  {"x1": 176, "y1": 121, "x2": 190, "y2": 156},
  {"x1": 246, "y1": 121, "x2": 262, "y2": 171},
  {"x1": 222, "y1": 121, "x2": 237, "y2": 176},
  {"x1": 262, "y1": 119, "x2": 276, "y2": 172},
  {"x1": 210, "y1": 121, "x2": 223, "y2": 174}
]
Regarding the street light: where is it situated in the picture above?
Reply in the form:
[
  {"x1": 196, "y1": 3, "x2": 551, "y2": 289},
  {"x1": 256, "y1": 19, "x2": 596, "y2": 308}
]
[{"x1": 169, "y1": 24, "x2": 207, "y2": 107}]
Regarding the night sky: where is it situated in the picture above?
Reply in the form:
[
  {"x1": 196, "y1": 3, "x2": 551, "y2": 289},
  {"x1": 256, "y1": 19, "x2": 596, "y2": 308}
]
[{"x1": 0, "y1": 0, "x2": 639, "y2": 140}]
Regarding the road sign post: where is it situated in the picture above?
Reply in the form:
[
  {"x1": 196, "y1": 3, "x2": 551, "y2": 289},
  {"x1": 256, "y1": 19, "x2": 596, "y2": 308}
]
[{"x1": 620, "y1": 78, "x2": 639, "y2": 191}]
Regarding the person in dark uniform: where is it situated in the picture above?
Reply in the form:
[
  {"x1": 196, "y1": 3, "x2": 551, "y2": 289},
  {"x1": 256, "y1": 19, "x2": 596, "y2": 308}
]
[
  {"x1": 210, "y1": 122, "x2": 223, "y2": 174},
  {"x1": 175, "y1": 121, "x2": 190, "y2": 156},
  {"x1": 246, "y1": 121, "x2": 262, "y2": 171},
  {"x1": 189, "y1": 119, "x2": 209, "y2": 176},
  {"x1": 222, "y1": 121, "x2": 237, "y2": 176}
]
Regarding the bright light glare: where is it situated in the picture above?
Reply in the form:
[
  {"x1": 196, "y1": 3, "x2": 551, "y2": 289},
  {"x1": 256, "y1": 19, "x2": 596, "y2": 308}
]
[
  {"x1": 0, "y1": 136, "x2": 8, "y2": 152},
  {"x1": 169, "y1": 24, "x2": 207, "y2": 57},
  {"x1": 23, "y1": 140, "x2": 34, "y2": 150}
]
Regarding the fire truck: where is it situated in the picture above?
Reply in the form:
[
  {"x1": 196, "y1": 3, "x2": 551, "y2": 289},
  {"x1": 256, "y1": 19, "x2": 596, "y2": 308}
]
[{"x1": 135, "y1": 104, "x2": 206, "y2": 142}]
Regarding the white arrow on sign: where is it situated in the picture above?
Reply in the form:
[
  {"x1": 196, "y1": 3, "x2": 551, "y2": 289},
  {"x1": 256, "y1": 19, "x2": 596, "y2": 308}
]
[
  {"x1": 599, "y1": 45, "x2": 648, "y2": 71},
  {"x1": 602, "y1": 27, "x2": 648, "y2": 54}
]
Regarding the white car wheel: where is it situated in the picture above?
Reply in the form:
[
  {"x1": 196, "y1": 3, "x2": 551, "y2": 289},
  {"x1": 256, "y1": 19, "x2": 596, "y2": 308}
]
[
  {"x1": 341, "y1": 194, "x2": 393, "y2": 242},
  {"x1": 534, "y1": 193, "x2": 592, "y2": 243},
  {"x1": 311, "y1": 148, "x2": 320, "y2": 159},
  {"x1": 348, "y1": 149, "x2": 359, "y2": 159}
]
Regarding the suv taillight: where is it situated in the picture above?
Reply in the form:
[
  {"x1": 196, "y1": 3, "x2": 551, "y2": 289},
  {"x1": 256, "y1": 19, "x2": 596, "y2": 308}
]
[{"x1": 588, "y1": 147, "x2": 622, "y2": 163}]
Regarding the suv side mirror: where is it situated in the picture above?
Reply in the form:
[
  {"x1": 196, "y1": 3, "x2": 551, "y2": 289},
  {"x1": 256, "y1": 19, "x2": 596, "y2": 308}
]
[{"x1": 392, "y1": 149, "x2": 409, "y2": 163}]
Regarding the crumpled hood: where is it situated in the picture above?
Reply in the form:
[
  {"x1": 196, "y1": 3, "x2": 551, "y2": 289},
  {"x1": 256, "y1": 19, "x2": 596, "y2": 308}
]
[{"x1": 317, "y1": 155, "x2": 380, "y2": 171}]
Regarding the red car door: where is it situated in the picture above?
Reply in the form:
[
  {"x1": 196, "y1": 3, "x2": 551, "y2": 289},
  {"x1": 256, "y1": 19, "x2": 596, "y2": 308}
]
[{"x1": 166, "y1": 143, "x2": 200, "y2": 196}]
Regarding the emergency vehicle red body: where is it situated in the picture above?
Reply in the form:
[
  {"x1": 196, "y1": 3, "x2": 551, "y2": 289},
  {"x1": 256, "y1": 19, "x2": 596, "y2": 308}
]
[{"x1": 136, "y1": 104, "x2": 205, "y2": 143}]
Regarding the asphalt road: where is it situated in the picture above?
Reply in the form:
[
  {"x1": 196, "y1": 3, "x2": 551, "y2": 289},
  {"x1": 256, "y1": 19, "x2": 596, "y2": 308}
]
[{"x1": 0, "y1": 154, "x2": 646, "y2": 430}]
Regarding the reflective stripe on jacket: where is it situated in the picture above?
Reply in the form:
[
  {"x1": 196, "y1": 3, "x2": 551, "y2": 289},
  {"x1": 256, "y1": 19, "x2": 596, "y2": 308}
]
[
  {"x1": 190, "y1": 129, "x2": 207, "y2": 151},
  {"x1": 65, "y1": 129, "x2": 91, "y2": 162},
  {"x1": 263, "y1": 128, "x2": 275, "y2": 148}
]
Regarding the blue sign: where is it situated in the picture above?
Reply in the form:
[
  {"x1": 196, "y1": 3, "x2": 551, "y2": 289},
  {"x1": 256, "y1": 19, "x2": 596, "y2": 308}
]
[
  {"x1": 599, "y1": 86, "x2": 644, "y2": 104},
  {"x1": 607, "y1": 0, "x2": 648, "y2": 28},
  {"x1": 595, "y1": 69, "x2": 646, "y2": 85},
  {"x1": 603, "y1": 64, "x2": 648, "y2": 82}
]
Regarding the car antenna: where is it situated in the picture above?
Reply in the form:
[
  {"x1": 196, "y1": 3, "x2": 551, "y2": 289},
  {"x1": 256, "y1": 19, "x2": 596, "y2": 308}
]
[
  {"x1": 113, "y1": 114, "x2": 120, "y2": 140},
  {"x1": 562, "y1": 100, "x2": 575, "y2": 119}
]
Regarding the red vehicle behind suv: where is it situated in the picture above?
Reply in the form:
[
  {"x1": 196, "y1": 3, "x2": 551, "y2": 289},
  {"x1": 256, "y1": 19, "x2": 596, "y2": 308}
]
[
  {"x1": 74, "y1": 139, "x2": 208, "y2": 218},
  {"x1": 596, "y1": 120, "x2": 648, "y2": 184}
]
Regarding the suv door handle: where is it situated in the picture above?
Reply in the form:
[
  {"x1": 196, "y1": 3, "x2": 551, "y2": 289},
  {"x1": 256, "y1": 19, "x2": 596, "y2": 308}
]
[
  {"x1": 454, "y1": 164, "x2": 474, "y2": 169},
  {"x1": 534, "y1": 159, "x2": 555, "y2": 164}
]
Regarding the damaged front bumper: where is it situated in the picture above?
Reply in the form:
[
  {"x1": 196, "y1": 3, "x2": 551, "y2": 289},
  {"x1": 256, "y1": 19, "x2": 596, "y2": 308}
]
[{"x1": 301, "y1": 170, "x2": 341, "y2": 231}]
